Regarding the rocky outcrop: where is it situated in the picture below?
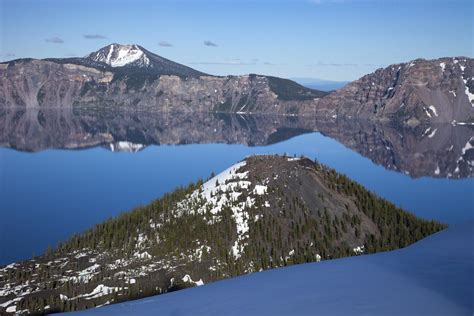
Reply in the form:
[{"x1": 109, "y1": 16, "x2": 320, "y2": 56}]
[{"x1": 316, "y1": 57, "x2": 474, "y2": 124}]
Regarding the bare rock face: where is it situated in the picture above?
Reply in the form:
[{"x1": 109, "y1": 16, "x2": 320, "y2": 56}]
[
  {"x1": 316, "y1": 57, "x2": 474, "y2": 123},
  {"x1": 0, "y1": 45, "x2": 472, "y2": 124}
]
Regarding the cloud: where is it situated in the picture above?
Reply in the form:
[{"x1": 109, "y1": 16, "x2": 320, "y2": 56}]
[
  {"x1": 204, "y1": 40, "x2": 218, "y2": 47},
  {"x1": 159, "y1": 41, "x2": 173, "y2": 47},
  {"x1": 45, "y1": 37, "x2": 64, "y2": 44},
  {"x1": 83, "y1": 34, "x2": 107, "y2": 39},
  {"x1": 264, "y1": 62, "x2": 275, "y2": 65}
]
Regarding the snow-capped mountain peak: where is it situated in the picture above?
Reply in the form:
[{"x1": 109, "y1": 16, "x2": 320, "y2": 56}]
[{"x1": 87, "y1": 44, "x2": 151, "y2": 68}]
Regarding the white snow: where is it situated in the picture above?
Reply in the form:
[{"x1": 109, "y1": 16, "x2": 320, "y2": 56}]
[
  {"x1": 174, "y1": 160, "x2": 255, "y2": 259},
  {"x1": 133, "y1": 251, "x2": 152, "y2": 260},
  {"x1": 287, "y1": 157, "x2": 301, "y2": 161},
  {"x1": 423, "y1": 107, "x2": 432, "y2": 118},
  {"x1": 461, "y1": 137, "x2": 473, "y2": 156},
  {"x1": 6, "y1": 305, "x2": 16, "y2": 313},
  {"x1": 72, "y1": 284, "x2": 121, "y2": 301},
  {"x1": 439, "y1": 62, "x2": 446, "y2": 72},
  {"x1": 71, "y1": 264, "x2": 101, "y2": 283},
  {"x1": 464, "y1": 81, "x2": 474, "y2": 105},
  {"x1": 199, "y1": 161, "x2": 249, "y2": 202},
  {"x1": 428, "y1": 105, "x2": 438, "y2": 117},
  {"x1": 435, "y1": 166, "x2": 440, "y2": 175},
  {"x1": 76, "y1": 223, "x2": 473, "y2": 316},
  {"x1": 352, "y1": 245, "x2": 365, "y2": 255},
  {"x1": 92, "y1": 44, "x2": 150, "y2": 68},
  {"x1": 427, "y1": 128, "x2": 437, "y2": 138},
  {"x1": 109, "y1": 141, "x2": 145, "y2": 153},
  {"x1": 110, "y1": 45, "x2": 145, "y2": 67},
  {"x1": 253, "y1": 185, "x2": 267, "y2": 195},
  {"x1": 182, "y1": 274, "x2": 204, "y2": 287}
]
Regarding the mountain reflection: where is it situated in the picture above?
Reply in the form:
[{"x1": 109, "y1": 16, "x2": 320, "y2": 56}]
[{"x1": 0, "y1": 107, "x2": 472, "y2": 179}]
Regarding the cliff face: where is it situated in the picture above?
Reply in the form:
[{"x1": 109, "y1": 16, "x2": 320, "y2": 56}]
[
  {"x1": 0, "y1": 59, "x2": 323, "y2": 115},
  {"x1": 316, "y1": 57, "x2": 474, "y2": 123},
  {"x1": 1, "y1": 46, "x2": 473, "y2": 123}
]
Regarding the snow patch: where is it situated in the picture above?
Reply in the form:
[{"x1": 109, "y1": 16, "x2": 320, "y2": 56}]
[
  {"x1": 439, "y1": 62, "x2": 446, "y2": 72},
  {"x1": 427, "y1": 128, "x2": 437, "y2": 138},
  {"x1": 353, "y1": 245, "x2": 365, "y2": 255},
  {"x1": 253, "y1": 185, "x2": 267, "y2": 195},
  {"x1": 428, "y1": 105, "x2": 438, "y2": 117},
  {"x1": 182, "y1": 274, "x2": 204, "y2": 287}
]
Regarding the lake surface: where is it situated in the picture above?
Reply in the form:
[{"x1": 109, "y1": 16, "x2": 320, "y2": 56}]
[{"x1": 0, "y1": 109, "x2": 473, "y2": 265}]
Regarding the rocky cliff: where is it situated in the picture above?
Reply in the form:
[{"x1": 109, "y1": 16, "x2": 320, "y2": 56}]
[
  {"x1": 1, "y1": 45, "x2": 472, "y2": 123},
  {"x1": 0, "y1": 44, "x2": 325, "y2": 115},
  {"x1": 316, "y1": 57, "x2": 474, "y2": 124}
]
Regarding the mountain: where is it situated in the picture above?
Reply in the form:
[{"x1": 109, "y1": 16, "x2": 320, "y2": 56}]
[
  {"x1": 0, "y1": 155, "x2": 445, "y2": 314},
  {"x1": 86, "y1": 44, "x2": 207, "y2": 77},
  {"x1": 0, "y1": 46, "x2": 472, "y2": 122},
  {"x1": 316, "y1": 57, "x2": 474, "y2": 124},
  {"x1": 73, "y1": 222, "x2": 474, "y2": 316},
  {"x1": 0, "y1": 44, "x2": 326, "y2": 114}
]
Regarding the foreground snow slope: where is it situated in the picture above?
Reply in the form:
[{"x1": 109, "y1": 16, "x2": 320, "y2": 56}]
[{"x1": 74, "y1": 222, "x2": 473, "y2": 316}]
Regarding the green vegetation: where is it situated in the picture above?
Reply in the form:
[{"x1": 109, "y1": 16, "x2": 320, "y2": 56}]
[{"x1": 265, "y1": 76, "x2": 328, "y2": 101}]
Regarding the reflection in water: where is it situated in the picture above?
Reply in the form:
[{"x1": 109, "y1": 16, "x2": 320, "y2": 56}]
[{"x1": 1, "y1": 108, "x2": 472, "y2": 178}]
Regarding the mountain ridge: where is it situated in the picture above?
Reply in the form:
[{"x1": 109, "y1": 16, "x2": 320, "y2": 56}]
[{"x1": 0, "y1": 45, "x2": 472, "y2": 123}]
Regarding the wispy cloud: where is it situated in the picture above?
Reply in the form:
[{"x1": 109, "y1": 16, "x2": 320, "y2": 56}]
[
  {"x1": 159, "y1": 41, "x2": 173, "y2": 47},
  {"x1": 83, "y1": 34, "x2": 107, "y2": 39},
  {"x1": 45, "y1": 37, "x2": 64, "y2": 44},
  {"x1": 204, "y1": 40, "x2": 218, "y2": 47}
]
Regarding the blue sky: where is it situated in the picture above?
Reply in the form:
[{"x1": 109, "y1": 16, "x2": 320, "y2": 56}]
[{"x1": 0, "y1": 0, "x2": 472, "y2": 80}]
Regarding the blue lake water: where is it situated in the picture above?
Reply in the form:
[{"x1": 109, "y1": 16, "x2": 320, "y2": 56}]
[{"x1": 1, "y1": 131, "x2": 473, "y2": 265}]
